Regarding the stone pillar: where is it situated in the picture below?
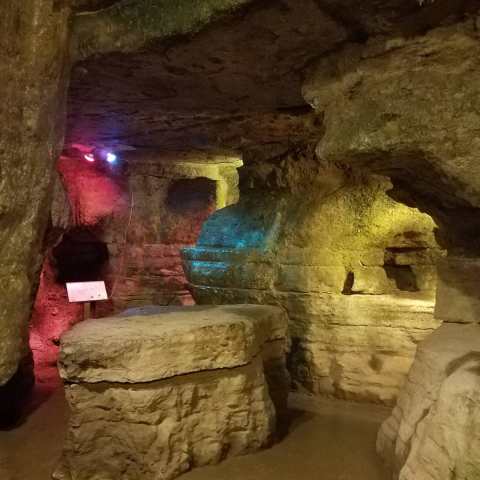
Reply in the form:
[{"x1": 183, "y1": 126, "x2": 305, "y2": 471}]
[{"x1": 0, "y1": 1, "x2": 72, "y2": 425}]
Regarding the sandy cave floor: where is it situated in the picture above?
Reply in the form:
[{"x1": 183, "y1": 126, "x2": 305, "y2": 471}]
[{"x1": 0, "y1": 374, "x2": 390, "y2": 480}]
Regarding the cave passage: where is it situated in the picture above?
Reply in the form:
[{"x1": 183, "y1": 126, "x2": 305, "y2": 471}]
[
  {"x1": 52, "y1": 227, "x2": 109, "y2": 283},
  {"x1": 2, "y1": 2, "x2": 480, "y2": 480}
]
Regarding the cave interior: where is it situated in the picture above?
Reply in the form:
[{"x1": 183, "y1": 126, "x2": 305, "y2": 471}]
[{"x1": 1, "y1": 1, "x2": 480, "y2": 479}]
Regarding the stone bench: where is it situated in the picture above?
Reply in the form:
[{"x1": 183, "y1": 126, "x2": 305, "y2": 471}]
[{"x1": 53, "y1": 305, "x2": 289, "y2": 480}]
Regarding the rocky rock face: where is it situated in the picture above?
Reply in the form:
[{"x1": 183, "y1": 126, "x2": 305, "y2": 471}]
[
  {"x1": 29, "y1": 151, "x2": 242, "y2": 385},
  {"x1": 377, "y1": 322, "x2": 480, "y2": 479},
  {"x1": 303, "y1": 18, "x2": 480, "y2": 254},
  {"x1": 183, "y1": 154, "x2": 443, "y2": 404},
  {"x1": 300, "y1": 14, "x2": 480, "y2": 478},
  {"x1": 66, "y1": 0, "x2": 344, "y2": 152},
  {"x1": 0, "y1": 1, "x2": 72, "y2": 419},
  {"x1": 36, "y1": 150, "x2": 239, "y2": 313},
  {"x1": 66, "y1": 0, "x2": 477, "y2": 155},
  {"x1": 55, "y1": 305, "x2": 289, "y2": 480},
  {"x1": 435, "y1": 256, "x2": 480, "y2": 324},
  {"x1": 58, "y1": 151, "x2": 240, "y2": 308}
]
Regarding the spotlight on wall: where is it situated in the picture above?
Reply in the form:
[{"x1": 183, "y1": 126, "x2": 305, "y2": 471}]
[
  {"x1": 106, "y1": 152, "x2": 117, "y2": 164},
  {"x1": 84, "y1": 153, "x2": 95, "y2": 162}
]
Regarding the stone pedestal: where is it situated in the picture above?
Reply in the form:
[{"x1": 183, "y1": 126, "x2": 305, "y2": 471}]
[{"x1": 54, "y1": 305, "x2": 289, "y2": 480}]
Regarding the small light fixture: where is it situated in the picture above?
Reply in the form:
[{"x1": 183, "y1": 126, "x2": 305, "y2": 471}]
[
  {"x1": 84, "y1": 153, "x2": 95, "y2": 162},
  {"x1": 106, "y1": 152, "x2": 117, "y2": 164}
]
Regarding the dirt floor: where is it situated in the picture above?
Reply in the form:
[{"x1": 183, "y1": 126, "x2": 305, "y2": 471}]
[{"x1": 0, "y1": 379, "x2": 390, "y2": 480}]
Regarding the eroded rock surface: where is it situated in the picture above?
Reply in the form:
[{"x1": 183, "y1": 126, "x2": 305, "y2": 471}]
[
  {"x1": 0, "y1": 1, "x2": 72, "y2": 417},
  {"x1": 183, "y1": 155, "x2": 443, "y2": 404},
  {"x1": 435, "y1": 256, "x2": 480, "y2": 324},
  {"x1": 304, "y1": 19, "x2": 480, "y2": 254},
  {"x1": 56, "y1": 357, "x2": 275, "y2": 480},
  {"x1": 59, "y1": 305, "x2": 288, "y2": 383},
  {"x1": 56, "y1": 305, "x2": 289, "y2": 480},
  {"x1": 66, "y1": 0, "x2": 345, "y2": 152},
  {"x1": 377, "y1": 322, "x2": 480, "y2": 480}
]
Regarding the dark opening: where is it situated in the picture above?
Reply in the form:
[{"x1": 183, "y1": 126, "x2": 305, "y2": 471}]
[
  {"x1": 342, "y1": 271, "x2": 355, "y2": 295},
  {"x1": 383, "y1": 246, "x2": 421, "y2": 292},
  {"x1": 166, "y1": 177, "x2": 216, "y2": 215},
  {"x1": 383, "y1": 265, "x2": 419, "y2": 292},
  {"x1": 52, "y1": 227, "x2": 109, "y2": 283}
]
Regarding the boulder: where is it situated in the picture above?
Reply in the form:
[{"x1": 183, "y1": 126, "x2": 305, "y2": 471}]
[
  {"x1": 55, "y1": 305, "x2": 289, "y2": 480},
  {"x1": 377, "y1": 323, "x2": 480, "y2": 479}
]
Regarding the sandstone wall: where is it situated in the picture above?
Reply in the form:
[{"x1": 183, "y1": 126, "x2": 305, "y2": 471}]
[
  {"x1": 29, "y1": 152, "x2": 242, "y2": 377},
  {"x1": 301, "y1": 17, "x2": 480, "y2": 477},
  {"x1": 56, "y1": 152, "x2": 240, "y2": 309},
  {"x1": 0, "y1": 1, "x2": 72, "y2": 421},
  {"x1": 183, "y1": 155, "x2": 444, "y2": 404},
  {"x1": 377, "y1": 258, "x2": 480, "y2": 480},
  {"x1": 303, "y1": 19, "x2": 480, "y2": 255}
]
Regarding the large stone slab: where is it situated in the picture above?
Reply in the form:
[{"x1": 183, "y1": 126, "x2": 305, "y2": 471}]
[
  {"x1": 55, "y1": 305, "x2": 289, "y2": 480},
  {"x1": 59, "y1": 305, "x2": 288, "y2": 383},
  {"x1": 377, "y1": 323, "x2": 480, "y2": 479}
]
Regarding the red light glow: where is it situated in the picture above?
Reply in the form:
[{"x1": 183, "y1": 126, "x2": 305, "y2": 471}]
[{"x1": 84, "y1": 153, "x2": 95, "y2": 162}]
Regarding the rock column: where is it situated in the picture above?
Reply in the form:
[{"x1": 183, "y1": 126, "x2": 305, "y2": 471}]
[{"x1": 0, "y1": 1, "x2": 72, "y2": 425}]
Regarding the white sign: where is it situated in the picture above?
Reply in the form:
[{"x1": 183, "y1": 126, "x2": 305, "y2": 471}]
[{"x1": 66, "y1": 281, "x2": 108, "y2": 303}]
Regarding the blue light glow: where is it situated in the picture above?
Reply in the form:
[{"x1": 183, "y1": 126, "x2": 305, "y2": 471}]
[{"x1": 106, "y1": 152, "x2": 117, "y2": 164}]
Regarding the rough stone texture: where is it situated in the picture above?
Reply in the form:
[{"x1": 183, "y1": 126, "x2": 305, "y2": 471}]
[
  {"x1": 55, "y1": 358, "x2": 275, "y2": 480},
  {"x1": 65, "y1": 1, "x2": 479, "y2": 155},
  {"x1": 30, "y1": 151, "x2": 242, "y2": 387},
  {"x1": 435, "y1": 256, "x2": 480, "y2": 324},
  {"x1": 59, "y1": 305, "x2": 288, "y2": 383},
  {"x1": 183, "y1": 154, "x2": 443, "y2": 404},
  {"x1": 0, "y1": 2, "x2": 71, "y2": 399},
  {"x1": 50, "y1": 171, "x2": 74, "y2": 241},
  {"x1": 283, "y1": 293, "x2": 438, "y2": 404},
  {"x1": 300, "y1": 13, "x2": 480, "y2": 476},
  {"x1": 72, "y1": 0, "x2": 255, "y2": 59},
  {"x1": 303, "y1": 19, "x2": 480, "y2": 254},
  {"x1": 55, "y1": 305, "x2": 289, "y2": 480},
  {"x1": 66, "y1": 0, "x2": 345, "y2": 153},
  {"x1": 30, "y1": 257, "x2": 84, "y2": 380},
  {"x1": 55, "y1": 151, "x2": 241, "y2": 310},
  {"x1": 377, "y1": 322, "x2": 480, "y2": 480}
]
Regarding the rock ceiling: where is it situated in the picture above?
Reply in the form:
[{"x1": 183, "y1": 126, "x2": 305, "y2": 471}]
[{"x1": 66, "y1": 0, "x2": 477, "y2": 155}]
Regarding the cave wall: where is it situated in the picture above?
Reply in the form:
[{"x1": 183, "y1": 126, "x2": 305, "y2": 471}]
[
  {"x1": 0, "y1": 1, "x2": 72, "y2": 420},
  {"x1": 377, "y1": 258, "x2": 480, "y2": 480},
  {"x1": 1, "y1": 0, "x2": 263, "y2": 414},
  {"x1": 303, "y1": 18, "x2": 480, "y2": 255},
  {"x1": 30, "y1": 152, "x2": 241, "y2": 373},
  {"x1": 102, "y1": 153, "x2": 241, "y2": 310},
  {"x1": 301, "y1": 16, "x2": 480, "y2": 477},
  {"x1": 183, "y1": 150, "x2": 444, "y2": 404}
]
